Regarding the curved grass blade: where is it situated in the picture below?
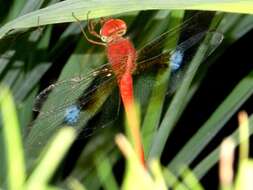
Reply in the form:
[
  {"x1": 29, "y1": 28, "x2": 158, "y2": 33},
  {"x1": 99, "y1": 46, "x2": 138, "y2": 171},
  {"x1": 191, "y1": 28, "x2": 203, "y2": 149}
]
[
  {"x1": 193, "y1": 113, "x2": 253, "y2": 180},
  {"x1": 0, "y1": 85, "x2": 26, "y2": 189},
  {"x1": 164, "y1": 13, "x2": 253, "y2": 178},
  {"x1": 168, "y1": 71, "x2": 253, "y2": 176},
  {"x1": 141, "y1": 10, "x2": 185, "y2": 154},
  {"x1": 0, "y1": 0, "x2": 253, "y2": 39},
  {"x1": 148, "y1": 30, "x2": 224, "y2": 159},
  {"x1": 26, "y1": 127, "x2": 76, "y2": 189}
]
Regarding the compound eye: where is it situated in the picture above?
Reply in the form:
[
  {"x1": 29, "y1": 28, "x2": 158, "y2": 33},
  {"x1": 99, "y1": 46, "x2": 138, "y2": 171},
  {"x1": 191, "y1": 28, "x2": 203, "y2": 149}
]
[
  {"x1": 117, "y1": 29, "x2": 126, "y2": 36},
  {"x1": 101, "y1": 36, "x2": 107, "y2": 42}
]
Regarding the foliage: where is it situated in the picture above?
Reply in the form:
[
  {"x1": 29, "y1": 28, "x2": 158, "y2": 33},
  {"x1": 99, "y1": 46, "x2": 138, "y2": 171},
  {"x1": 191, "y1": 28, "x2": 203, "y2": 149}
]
[{"x1": 1, "y1": 0, "x2": 253, "y2": 189}]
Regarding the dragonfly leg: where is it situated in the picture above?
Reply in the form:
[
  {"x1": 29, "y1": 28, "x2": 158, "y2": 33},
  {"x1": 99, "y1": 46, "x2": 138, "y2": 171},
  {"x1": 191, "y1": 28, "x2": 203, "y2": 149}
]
[
  {"x1": 72, "y1": 12, "x2": 106, "y2": 46},
  {"x1": 86, "y1": 11, "x2": 103, "y2": 39},
  {"x1": 99, "y1": 16, "x2": 110, "y2": 26}
]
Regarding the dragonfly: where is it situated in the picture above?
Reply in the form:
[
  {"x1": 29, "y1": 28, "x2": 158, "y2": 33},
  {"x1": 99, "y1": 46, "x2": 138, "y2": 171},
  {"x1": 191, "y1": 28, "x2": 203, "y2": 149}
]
[{"x1": 26, "y1": 12, "x2": 223, "y2": 152}]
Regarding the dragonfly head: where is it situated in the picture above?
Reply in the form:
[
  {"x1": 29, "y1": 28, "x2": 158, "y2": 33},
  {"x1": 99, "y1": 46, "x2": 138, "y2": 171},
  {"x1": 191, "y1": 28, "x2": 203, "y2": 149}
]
[{"x1": 100, "y1": 19, "x2": 127, "y2": 43}]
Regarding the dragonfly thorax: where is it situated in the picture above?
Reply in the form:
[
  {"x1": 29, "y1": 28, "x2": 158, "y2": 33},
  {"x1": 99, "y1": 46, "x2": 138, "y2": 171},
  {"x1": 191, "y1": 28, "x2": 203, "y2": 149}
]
[{"x1": 106, "y1": 38, "x2": 137, "y2": 80}]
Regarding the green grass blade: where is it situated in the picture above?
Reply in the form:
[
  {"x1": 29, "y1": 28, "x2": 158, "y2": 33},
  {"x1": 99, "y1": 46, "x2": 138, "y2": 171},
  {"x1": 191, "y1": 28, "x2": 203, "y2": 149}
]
[
  {"x1": 95, "y1": 152, "x2": 119, "y2": 190},
  {"x1": 14, "y1": 63, "x2": 51, "y2": 101},
  {"x1": 149, "y1": 30, "x2": 224, "y2": 159},
  {"x1": 1, "y1": 61, "x2": 21, "y2": 87},
  {"x1": 192, "y1": 114, "x2": 253, "y2": 180},
  {"x1": 0, "y1": 50, "x2": 15, "y2": 75},
  {"x1": 4, "y1": 0, "x2": 26, "y2": 22},
  {"x1": 66, "y1": 177, "x2": 87, "y2": 190},
  {"x1": 18, "y1": 89, "x2": 37, "y2": 131},
  {"x1": 142, "y1": 10, "x2": 184, "y2": 154},
  {"x1": 20, "y1": 0, "x2": 49, "y2": 16},
  {"x1": 1, "y1": 0, "x2": 253, "y2": 39},
  {"x1": 168, "y1": 71, "x2": 253, "y2": 175},
  {"x1": 70, "y1": 127, "x2": 119, "y2": 186},
  {"x1": 235, "y1": 159, "x2": 253, "y2": 190},
  {"x1": 173, "y1": 17, "x2": 253, "y2": 178},
  {"x1": 12, "y1": 26, "x2": 52, "y2": 101},
  {"x1": 163, "y1": 167, "x2": 188, "y2": 189},
  {"x1": 0, "y1": 85, "x2": 26, "y2": 189},
  {"x1": 181, "y1": 168, "x2": 204, "y2": 190},
  {"x1": 26, "y1": 127, "x2": 76, "y2": 190}
]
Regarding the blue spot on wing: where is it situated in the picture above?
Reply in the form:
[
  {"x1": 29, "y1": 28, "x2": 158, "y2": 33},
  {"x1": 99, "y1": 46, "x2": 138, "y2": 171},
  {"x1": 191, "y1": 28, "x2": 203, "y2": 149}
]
[
  {"x1": 170, "y1": 49, "x2": 184, "y2": 72},
  {"x1": 64, "y1": 105, "x2": 81, "y2": 125}
]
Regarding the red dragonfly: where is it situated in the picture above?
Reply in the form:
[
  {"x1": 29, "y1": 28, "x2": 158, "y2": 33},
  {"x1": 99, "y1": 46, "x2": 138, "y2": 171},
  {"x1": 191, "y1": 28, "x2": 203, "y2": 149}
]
[
  {"x1": 80, "y1": 14, "x2": 149, "y2": 164},
  {"x1": 27, "y1": 12, "x2": 223, "y2": 160}
]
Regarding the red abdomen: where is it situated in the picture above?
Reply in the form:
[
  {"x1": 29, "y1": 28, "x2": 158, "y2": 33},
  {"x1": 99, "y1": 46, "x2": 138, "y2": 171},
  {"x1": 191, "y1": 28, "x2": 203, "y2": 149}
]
[{"x1": 106, "y1": 38, "x2": 137, "y2": 80}]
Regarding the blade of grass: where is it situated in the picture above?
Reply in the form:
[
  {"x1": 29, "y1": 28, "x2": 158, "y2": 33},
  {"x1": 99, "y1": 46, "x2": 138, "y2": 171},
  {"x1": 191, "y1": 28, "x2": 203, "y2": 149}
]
[
  {"x1": 169, "y1": 71, "x2": 253, "y2": 176},
  {"x1": 173, "y1": 17, "x2": 253, "y2": 177},
  {"x1": 238, "y1": 111, "x2": 249, "y2": 162},
  {"x1": 26, "y1": 127, "x2": 76, "y2": 190},
  {"x1": 70, "y1": 130, "x2": 118, "y2": 186},
  {"x1": 18, "y1": 89, "x2": 37, "y2": 131},
  {"x1": 4, "y1": 0, "x2": 26, "y2": 22},
  {"x1": 163, "y1": 167, "x2": 188, "y2": 189},
  {"x1": 1, "y1": 0, "x2": 253, "y2": 39},
  {"x1": 226, "y1": 14, "x2": 253, "y2": 42},
  {"x1": 95, "y1": 152, "x2": 119, "y2": 190},
  {"x1": 181, "y1": 168, "x2": 204, "y2": 190},
  {"x1": 1, "y1": 61, "x2": 22, "y2": 87},
  {"x1": 149, "y1": 30, "x2": 224, "y2": 159},
  {"x1": 149, "y1": 160, "x2": 167, "y2": 190},
  {"x1": 0, "y1": 85, "x2": 26, "y2": 190},
  {"x1": 67, "y1": 177, "x2": 87, "y2": 190},
  {"x1": 192, "y1": 114, "x2": 253, "y2": 181},
  {"x1": 142, "y1": 10, "x2": 184, "y2": 154},
  {"x1": 0, "y1": 50, "x2": 15, "y2": 75},
  {"x1": 20, "y1": 0, "x2": 53, "y2": 16},
  {"x1": 14, "y1": 62, "x2": 51, "y2": 101},
  {"x1": 235, "y1": 160, "x2": 253, "y2": 190}
]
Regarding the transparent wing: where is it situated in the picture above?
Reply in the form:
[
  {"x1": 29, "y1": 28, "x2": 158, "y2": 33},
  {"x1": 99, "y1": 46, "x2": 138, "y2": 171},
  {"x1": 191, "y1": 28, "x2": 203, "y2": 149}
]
[
  {"x1": 29, "y1": 60, "x2": 127, "y2": 147},
  {"x1": 26, "y1": 76, "x2": 118, "y2": 150},
  {"x1": 137, "y1": 12, "x2": 207, "y2": 63},
  {"x1": 135, "y1": 30, "x2": 224, "y2": 95},
  {"x1": 33, "y1": 63, "x2": 120, "y2": 115},
  {"x1": 30, "y1": 53, "x2": 135, "y2": 143},
  {"x1": 135, "y1": 31, "x2": 208, "y2": 73}
]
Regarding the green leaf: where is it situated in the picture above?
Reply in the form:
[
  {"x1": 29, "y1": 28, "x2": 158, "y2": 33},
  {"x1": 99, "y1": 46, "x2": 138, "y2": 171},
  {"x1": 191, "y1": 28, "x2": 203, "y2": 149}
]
[
  {"x1": 235, "y1": 159, "x2": 253, "y2": 190},
  {"x1": 26, "y1": 127, "x2": 76, "y2": 190},
  {"x1": 0, "y1": 85, "x2": 26, "y2": 189},
  {"x1": 95, "y1": 152, "x2": 119, "y2": 190},
  {"x1": 149, "y1": 28, "x2": 224, "y2": 159},
  {"x1": 142, "y1": 10, "x2": 184, "y2": 154},
  {"x1": 1, "y1": 0, "x2": 253, "y2": 39},
  {"x1": 169, "y1": 71, "x2": 253, "y2": 176},
  {"x1": 192, "y1": 113, "x2": 253, "y2": 180}
]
